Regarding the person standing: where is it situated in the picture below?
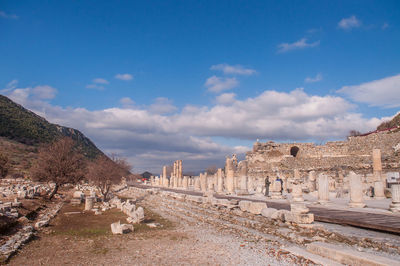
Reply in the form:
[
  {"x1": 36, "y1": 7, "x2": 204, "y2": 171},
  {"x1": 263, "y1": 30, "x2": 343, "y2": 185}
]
[{"x1": 265, "y1": 176, "x2": 271, "y2": 196}]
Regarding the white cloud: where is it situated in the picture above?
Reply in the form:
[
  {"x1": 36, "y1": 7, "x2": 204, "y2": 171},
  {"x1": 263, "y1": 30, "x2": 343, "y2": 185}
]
[
  {"x1": 86, "y1": 84, "x2": 105, "y2": 90},
  {"x1": 120, "y1": 97, "x2": 135, "y2": 108},
  {"x1": 3, "y1": 85, "x2": 384, "y2": 173},
  {"x1": 205, "y1": 76, "x2": 239, "y2": 93},
  {"x1": 0, "y1": 79, "x2": 18, "y2": 94},
  {"x1": 93, "y1": 78, "x2": 109, "y2": 84},
  {"x1": 216, "y1": 93, "x2": 236, "y2": 105},
  {"x1": 0, "y1": 11, "x2": 18, "y2": 19},
  {"x1": 210, "y1": 64, "x2": 256, "y2": 75},
  {"x1": 149, "y1": 97, "x2": 177, "y2": 114},
  {"x1": 32, "y1": 85, "x2": 57, "y2": 99},
  {"x1": 338, "y1": 73, "x2": 400, "y2": 108},
  {"x1": 277, "y1": 38, "x2": 320, "y2": 53},
  {"x1": 305, "y1": 73, "x2": 323, "y2": 83},
  {"x1": 338, "y1": 15, "x2": 361, "y2": 30},
  {"x1": 115, "y1": 74, "x2": 133, "y2": 81}
]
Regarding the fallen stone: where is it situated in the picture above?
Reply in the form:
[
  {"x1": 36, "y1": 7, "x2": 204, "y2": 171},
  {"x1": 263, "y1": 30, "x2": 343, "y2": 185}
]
[
  {"x1": 239, "y1": 200, "x2": 252, "y2": 212},
  {"x1": 248, "y1": 202, "x2": 267, "y2": 215},
  {"x1": 261, "y1": 207, "x2": 277, "y2": 218}
]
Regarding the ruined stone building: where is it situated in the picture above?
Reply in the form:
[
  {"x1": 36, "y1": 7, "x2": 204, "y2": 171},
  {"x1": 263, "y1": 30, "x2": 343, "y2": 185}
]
[{"x1": 245, "y1": 129, "x2": 400, "y2": 188}]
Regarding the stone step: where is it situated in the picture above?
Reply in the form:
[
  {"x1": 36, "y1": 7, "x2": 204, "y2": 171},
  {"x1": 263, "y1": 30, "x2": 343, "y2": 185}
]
[
  {"x1": 283, "y1": 246, "x2": 344, "y2": 266},
  {"x1": 306, "y1": 242, "x2": 400, "y2": 266}
]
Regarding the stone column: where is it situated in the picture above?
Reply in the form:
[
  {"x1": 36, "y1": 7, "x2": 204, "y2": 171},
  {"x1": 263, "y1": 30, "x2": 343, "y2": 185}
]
[
  {"x1": 348, "y1": 172, "x2": 366, "y2": 208},
  {"x1": 372, "y1": 149, "x2": 385, "y2": 199},
  {"x1": 194, "y1": 176, "x2": 201, "y2": 191},
  {"x1": 317, "y1": 173, "x2": 329, "y2": 204},
  {"x1": 308, "y1": 171, "x2": 316, "y2": 192},
  {"x1": 217, "y1": 168, "x2": 224, "y2": 193},
  {"x1": 389, "y1": 184, "x2": 400, "y2": 212},
  {"x1": 374, "y1": 180, "x2": 385, "y2": 199},
  {"x1": 207, "y1": 173, "x2": 214, "y2": 191},
  {"x1": 289, "y1": 183, "x2": 314, "y2": 224},
  {"x1": 200, "y1": 173, "x2": 207, "y2": 192},
  {"x1": 162, "y1": 166, "x2": 167, "y2": 187},
  {"x1": 183, "y1": 176, "x2": 189, "y2": 189},
  {"x1": 85, "y1": 197, "x2": 94, "y2": 211},
  {"x1": 238, "y1": 161, "x2": 248, "y2": 194}
]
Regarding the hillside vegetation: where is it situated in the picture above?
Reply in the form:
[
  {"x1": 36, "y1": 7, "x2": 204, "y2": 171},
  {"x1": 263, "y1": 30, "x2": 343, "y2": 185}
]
[
  {"x1": 377, "y1": 112, "x2": 400, "y2": 131},
  {"x1": 0, "y1": 95, "x2": 102, "y2": 159}
]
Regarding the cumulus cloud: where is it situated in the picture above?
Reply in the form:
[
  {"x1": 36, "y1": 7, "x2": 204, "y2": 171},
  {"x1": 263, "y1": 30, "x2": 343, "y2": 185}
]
[
  {"x1": 2, "y1": 84, "x2": 383, "y2": 173},
  {"x1": 216, "y1": 93, "x2": 236, "y2": 105},
  {"x1": 277, "y1": 38, "x2": 320, "y2": 53},
  {"x1": 115, "y1": 74, "x2": 133, "y2": 81},
  {"x1": 338, "y1": 15, "x2": 361, "y2": 30},
  {"x1": 205, "y1": 76, "x2": 239, "y2": 93},
  {"x1": 0, "y1": 11, "x2": 18, "y2": 19},
  {"x1": 149, "y1": 97, "x2": 177, "y2": 114},
  {"x1": 305, "y1": 73, "x2": 323, "y2": 83},
  {"x1": 120, "y1": 97, "x2": 135, "y2": 108},
  {"x1": 211, "y1": 64, "x2": 256, "y2": 75},
  {"x1": 338, "y1": 73, "x2": 400, "y2": 108},
  {"x1": 93, "y1": 78, "x2": 109, "y2": 84}
]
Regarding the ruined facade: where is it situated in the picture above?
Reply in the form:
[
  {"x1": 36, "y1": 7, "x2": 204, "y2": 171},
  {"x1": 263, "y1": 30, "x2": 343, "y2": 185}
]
[{"x1": 246, "y1": 129, "x2": 400, "y2": 180}]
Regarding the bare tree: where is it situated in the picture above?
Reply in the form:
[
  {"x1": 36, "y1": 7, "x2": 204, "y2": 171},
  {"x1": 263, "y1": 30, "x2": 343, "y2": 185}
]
[
  {"x1": 206, "y1": 165, "x2": 217, "y2": 175},
  {"x1": 0, "y1": 152, "x2": 10, "y2": 178},
  {"x1": 86, "y1": 155, "x2": 131, "y2": 201},
  {"x1": 348, "y1": 129, "x2": 362, "y2": 138},
  {"x1": 31, "y1": 137, "x2": 86, "y2": 199}
]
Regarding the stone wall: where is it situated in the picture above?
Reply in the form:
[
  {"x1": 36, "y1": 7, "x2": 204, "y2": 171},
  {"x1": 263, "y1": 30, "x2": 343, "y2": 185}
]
[{"x1": 246, "y1": 129, "x2": 400, "y2": 179}]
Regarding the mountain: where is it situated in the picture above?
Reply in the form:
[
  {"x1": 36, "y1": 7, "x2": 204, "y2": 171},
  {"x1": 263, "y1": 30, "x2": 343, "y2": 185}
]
[{"x1": 0, "y1": 94, "x2": 102, "y2": 158}]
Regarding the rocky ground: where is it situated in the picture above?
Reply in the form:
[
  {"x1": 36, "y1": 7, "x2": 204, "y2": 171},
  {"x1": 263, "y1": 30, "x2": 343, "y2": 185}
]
[{"x1": 6, "y1": 187, "x2": 400, "y2": 265}]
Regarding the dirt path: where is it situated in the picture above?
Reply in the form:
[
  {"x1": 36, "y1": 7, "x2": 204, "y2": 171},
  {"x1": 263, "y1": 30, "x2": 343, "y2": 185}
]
[{"x1": 8, "y1": 192, "x2": 304, "y2": 265}]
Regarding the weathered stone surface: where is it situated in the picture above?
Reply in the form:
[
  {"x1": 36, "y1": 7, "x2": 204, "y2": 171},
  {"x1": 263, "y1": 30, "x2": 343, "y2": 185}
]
[
  {"x1": 111, "y1": 221, "x2": 133, "y2": 234},
  {"x1": 389, "y1": 184, "x2": 400, "y2": 212},
  {"x1": 348, "y1": 172, "x2": 366, "y2": 208},
  {"x1": 271, "y1": 209, "x2": 290, "y2": 221},
  {"x1": 261, "y1": 207, "x2": 277, "y2": 218},
  {"x1": 247, "y1": 202, "x2": 267, "y2": 215},
  {"x1": 285, "y1": 213, "x2": 314, "y2": 224},
  {"x1": 238, "y1": 200, "x2": 252, "y2": 212}
]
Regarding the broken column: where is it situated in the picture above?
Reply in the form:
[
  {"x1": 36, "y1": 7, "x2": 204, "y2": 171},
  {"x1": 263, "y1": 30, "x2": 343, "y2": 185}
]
[
  {"x1": 288, "y1": 182, "x2": 314, "y2": 224},
  {"x1": 389, "y1": 184, "x2": 400, "y2": 212},
  {"x1": 207, "y1": 173, "x2": 214, "y2": 191},
  {"x1": 200, "y1": 173, "x2": 207, "y2": 192},
  {"x1": 372, "y1": 149, "x2": 385, "y2": 199},
  {"x1": 348, "y1": 172, "x2": 366, "y2": 208},
  {"x1": 308, "y1": 171, "x2": 316, "y2": 192},
  {"x1": 225, "y1": 157, "x2": 235, "y2": 194},
  {"x1": 317, "y1": 173, "x2": 329, "y2": 204},
  {"x1": 238, "y1": 161, "x2": 248, "y2": 194},
  {"x1": 217, "y1": 168, "x2": 224, "y2": 193},
  {"x1": 270, "y1": 179, "x2": 283, "y2": 199},
  {"x1": 194, "y1": 176, "x2": 201, "y2": 190},
  {"x1": 183, "y1": 176, "x2": 188, "y2": 189}
]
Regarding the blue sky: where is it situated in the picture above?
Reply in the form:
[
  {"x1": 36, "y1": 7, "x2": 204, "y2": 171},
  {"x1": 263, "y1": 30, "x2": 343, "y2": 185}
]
[{"x1": 1, "y1": 1, "x2": 400, "y2": 173}]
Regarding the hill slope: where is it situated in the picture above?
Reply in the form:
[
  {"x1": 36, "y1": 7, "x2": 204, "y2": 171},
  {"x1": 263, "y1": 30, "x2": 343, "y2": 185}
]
[
  {"x1": 377, "y1": 112, "x2": 400, "y2": 131},
  {"x1": 0, "y1": 94, "x2": 102, "y2": 158}
]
